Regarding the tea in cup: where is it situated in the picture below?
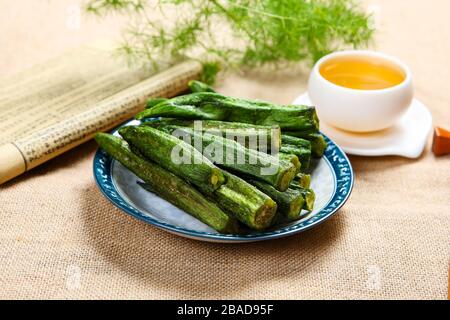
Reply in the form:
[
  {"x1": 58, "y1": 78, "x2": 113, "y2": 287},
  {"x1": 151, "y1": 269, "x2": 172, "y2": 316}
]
[{"x1": 308, "y1": 50, "x2": 414, "y2": 132}]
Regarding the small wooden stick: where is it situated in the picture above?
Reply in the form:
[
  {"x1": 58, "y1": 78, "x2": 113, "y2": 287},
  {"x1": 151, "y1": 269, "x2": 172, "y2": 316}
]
[{"x1": 432, "y1": 127, "x2": 450, "y2": 156}]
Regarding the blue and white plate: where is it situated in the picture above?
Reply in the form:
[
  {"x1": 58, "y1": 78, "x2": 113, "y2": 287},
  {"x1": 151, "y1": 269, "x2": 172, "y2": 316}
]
[{"x1": 93, "y1": 119, "x2": 354, "y2": 243}]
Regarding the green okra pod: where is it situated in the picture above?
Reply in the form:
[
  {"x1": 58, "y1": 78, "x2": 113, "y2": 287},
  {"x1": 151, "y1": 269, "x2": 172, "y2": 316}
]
[
  {"x1": 280, "y1": 134, "x2": 312, "y2": 169},
  {"x1": 279, "y1": 153, "x2": 301, "y2": 173},
  {"x1": 280, "y1": 146, "x2": 310, "y2": 171},
  {"x1": 188, "y1": 80, "x2": 216, "y2": 93},
  {"x1": 144, "y1": 119, "x2": 281, "y2": 152},
  {"x1": 290, "y1": 181, "x2": 316, "y2": 211},
  {"x1": 150, "y1": 125, "x2": 297, "y2": 191},
  {"x1": 146, "y1": 97, "x2": 168, "y2": 109},
  {"x1": 118, "y1": 126, "x2": 225, "y2": 193},
  {"x1": 136, "y1": 123, "x2": 278, "y2": 229},
  {"x1": 283, "y1": 132, "x2": 327, "y2": 158},
  {"x1": 294, "y1": 173, "x2": 311, "y2": 189},
  {"x1": 135, "y1": 92, "x2": 319, "y2": 132},
  {"x1": 249, "y1": 179, "x2": 304, "y2": 222},
  {"x1": 95, "y1": 133, "x2": 239, "y2": 233},
  {"x1": 281, "y1": 135, "x2": 312, "y2": 149},
  {"x1": 214, "y1": 172, "x2": 277, "y2": 230}
]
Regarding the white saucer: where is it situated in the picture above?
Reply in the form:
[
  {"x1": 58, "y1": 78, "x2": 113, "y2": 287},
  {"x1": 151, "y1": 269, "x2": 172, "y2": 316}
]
[{"x1": 293, "y1": 93, "x2": 433, "y2": 158}]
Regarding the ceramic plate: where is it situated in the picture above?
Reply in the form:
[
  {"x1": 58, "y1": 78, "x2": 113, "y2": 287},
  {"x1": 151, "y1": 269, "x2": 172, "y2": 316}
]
[
  {"x1": 93, "y1": 119, "x2": 353, "y2": 243},
  {"x1": 293, "y1": 93, "x2": 432, "y2": 158}
]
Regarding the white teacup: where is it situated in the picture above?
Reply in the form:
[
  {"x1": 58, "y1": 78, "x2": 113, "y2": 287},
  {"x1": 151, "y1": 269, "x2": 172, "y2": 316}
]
[{"x1": 308, "y1": 50, "x2": 414, "y2": 132}]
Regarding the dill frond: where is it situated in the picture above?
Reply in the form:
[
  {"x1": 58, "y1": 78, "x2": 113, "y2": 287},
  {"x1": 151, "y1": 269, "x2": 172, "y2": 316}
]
[{"x1": 86, "y1": 0, "x2": 374, "y2": 83}]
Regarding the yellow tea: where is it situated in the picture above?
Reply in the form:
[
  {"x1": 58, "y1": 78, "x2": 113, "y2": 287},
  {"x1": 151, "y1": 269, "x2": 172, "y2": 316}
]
[{"x1": 319, "y1": 56, "x2": 406, "y2": 90}]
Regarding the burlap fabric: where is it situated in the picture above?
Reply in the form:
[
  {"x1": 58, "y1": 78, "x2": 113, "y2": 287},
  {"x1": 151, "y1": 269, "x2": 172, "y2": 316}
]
[{"x1": 0, "y1": 0, "x2": 449, "y2": 299}]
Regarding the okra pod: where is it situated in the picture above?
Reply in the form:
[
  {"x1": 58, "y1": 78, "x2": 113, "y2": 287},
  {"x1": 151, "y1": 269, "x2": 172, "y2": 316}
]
[
  {"x1": 145, "y1": 119, "x2": 281, "y2": 152},
  {"x1": 280, "y1": 146, "x2": 310, "y2": 171},
  {"x1": 188, "y1": 80, "x2": 216, "y2": 93},
  {"x1": 280, "y1": 135, "x2": 312, "y2": 169},
  {"x1": 290, "y1": 182, "x2": 316, "y2": 211},
  {"x1": 118, "y1": 126, "x2": 225, "y2": 193},
  {"x1": 151, "y1": 125, "x2": 297, "y2": 191},
  {"x1": 249, "y1": 179, "x2": 304, "y2": 222},
  {"x1": 135, "y1": 92, "x2": 319, "y2": 132},
  {"x1": 214, "y1": 172, "x2": 277, "y2": 230},
  {"x1": 283, "y1": 132, "x2": 327, "y2": 158},
  {"x1": 294, "y1": 173, "x2": 311, "y2": 189},
  {"x1": 146, "y1": 97, "x2": 168, "y2": 109},
  {"x1": 95, "y1": 133, "x2": 238, "y2": 233},
  {"x1": 279, "y1": 153, "x2": 301, "y2": 173},
  {"x1": 281, "y1": 135, "x2": 312, "y2": 149}
]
